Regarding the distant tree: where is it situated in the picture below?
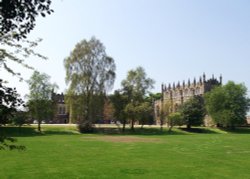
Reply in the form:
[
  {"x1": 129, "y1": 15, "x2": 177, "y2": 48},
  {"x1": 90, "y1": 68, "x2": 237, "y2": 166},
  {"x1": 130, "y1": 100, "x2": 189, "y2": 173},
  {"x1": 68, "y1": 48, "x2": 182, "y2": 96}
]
[
  {"x1": 122, "y1": 67, "x2": 154, "y2": 131},
  {"x1": 27, "y1": 71, "x2": 57, "y2": 132},
  {"x1": 205, "y1": 81, "x2": 250, "y2": 129},
  {"x1": 0, "y1": 0, "x2": 53, "y2": 40},
  {"x1": 137, "y1": 101, "x2": 153, "y2": 128},
  {"x1": 64, "y1": 37, "x2": 116, "y2": 133},
  {"x1": 110, "y1": 90, "x2": 129, "y2": 132},
  {"x1": 167, "y1": 112, "x2": 184, "y2": 132},
  {"x1": 160, "y1": 100, "x2": 172, "y2": 131},
  {"x1": 103, "y1": 97, "x2": 115, "y2": 122},
  {"x1": 11, "y1": 111, "x2": 27, "y2": 132},
  {"x1": 180, "y1": 95, "x2": 206, "y2": 129}
]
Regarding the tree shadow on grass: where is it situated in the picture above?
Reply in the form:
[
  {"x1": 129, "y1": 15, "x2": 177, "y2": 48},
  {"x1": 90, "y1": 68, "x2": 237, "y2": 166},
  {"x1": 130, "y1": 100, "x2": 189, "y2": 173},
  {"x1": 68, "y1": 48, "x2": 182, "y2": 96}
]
[
  {"x1": 0, "y1": 126, "x2": 78, "y2": 137},
  {"x1": 217, "y1": 127, "x2": 250, "y2": 134},
  {"x1": 93, "y1": 127, "x2": 186, "y2": 136},
  {"x1": 175, "y1": 127, "x2": 221, "y2": 134}
]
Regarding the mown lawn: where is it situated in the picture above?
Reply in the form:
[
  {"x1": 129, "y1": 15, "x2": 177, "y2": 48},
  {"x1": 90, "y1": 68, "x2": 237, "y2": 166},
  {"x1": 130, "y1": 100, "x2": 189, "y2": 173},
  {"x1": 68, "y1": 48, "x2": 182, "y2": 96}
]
[{"x1": 0, "y1": 125, "x2": 250, "y2": 178}]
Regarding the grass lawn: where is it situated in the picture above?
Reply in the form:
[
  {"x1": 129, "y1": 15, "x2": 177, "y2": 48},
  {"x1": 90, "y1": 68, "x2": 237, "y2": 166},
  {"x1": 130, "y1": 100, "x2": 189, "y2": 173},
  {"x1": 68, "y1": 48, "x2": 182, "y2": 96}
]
[{"x1": 0, "y1": 125, "x2": 250, "y2": 178}]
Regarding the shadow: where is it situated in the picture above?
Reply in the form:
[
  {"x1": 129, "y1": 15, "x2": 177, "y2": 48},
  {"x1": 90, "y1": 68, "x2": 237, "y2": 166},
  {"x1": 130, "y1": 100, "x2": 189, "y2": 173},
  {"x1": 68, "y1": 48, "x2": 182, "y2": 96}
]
[
  {"x1": 0, "y1": 126, "x2": 78, "y2": 137},
  {"x1": 178, "y1": 127, "x2": 221, "y2": 134},
  {"x1": 92, "y1": 127, "x2": 186, "y2": 136},
  {"x1": 218, "y1": 127, "x2": 250, "y2": 134}
]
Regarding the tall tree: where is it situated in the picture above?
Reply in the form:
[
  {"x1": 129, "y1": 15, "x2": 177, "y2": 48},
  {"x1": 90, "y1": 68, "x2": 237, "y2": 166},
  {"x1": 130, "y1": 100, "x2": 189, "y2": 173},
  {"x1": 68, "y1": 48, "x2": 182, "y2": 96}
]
[
  {"x1": 27, "y1": 71, "x2": 57, "y2": 132},
  {"x1": 64, "y1": 37, "x2": 116, "y2": 132},
  {"x1": 180, "y1": 95, "x2": 206, "y2": 129},
  {"x1": 205, "y1": 81, "x2": 250, "y2": 129},
  {"x1": 122, "y1": 66, "x2": 154, "y2": 130}
]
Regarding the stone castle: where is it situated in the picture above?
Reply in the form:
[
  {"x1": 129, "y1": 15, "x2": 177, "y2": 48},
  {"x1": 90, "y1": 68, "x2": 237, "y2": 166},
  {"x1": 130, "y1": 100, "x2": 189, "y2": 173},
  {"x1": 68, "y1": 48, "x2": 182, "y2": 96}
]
[{"x1": 154, "y1": 74, "x2": 222, "y2": 124}]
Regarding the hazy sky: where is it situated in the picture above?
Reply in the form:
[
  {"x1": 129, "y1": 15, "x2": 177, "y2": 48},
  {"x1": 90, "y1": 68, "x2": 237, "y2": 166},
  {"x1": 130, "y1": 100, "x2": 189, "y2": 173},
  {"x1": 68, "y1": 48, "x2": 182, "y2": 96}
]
[{"x1": 2, "y1": 0, "x2": 250, "y2": 97}]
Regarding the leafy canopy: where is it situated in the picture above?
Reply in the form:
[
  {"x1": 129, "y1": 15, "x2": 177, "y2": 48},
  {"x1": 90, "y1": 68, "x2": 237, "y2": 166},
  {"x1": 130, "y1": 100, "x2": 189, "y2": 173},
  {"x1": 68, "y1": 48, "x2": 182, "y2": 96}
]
[
  {"x1": 205, "y1": 81, "x2": 250, "y2": 128},
  {"x1": 180, "y1": 95, "x2": 206, "y2": 128},
  {"x1": 64, "y1": 37, "x2": 116, "y2": 131},
  {"x1": 27, "y1": 71, "x2": 57, "y2": 132},
  {"x1": 0, "y1": 0, "x2": 53, "y2": 40}
]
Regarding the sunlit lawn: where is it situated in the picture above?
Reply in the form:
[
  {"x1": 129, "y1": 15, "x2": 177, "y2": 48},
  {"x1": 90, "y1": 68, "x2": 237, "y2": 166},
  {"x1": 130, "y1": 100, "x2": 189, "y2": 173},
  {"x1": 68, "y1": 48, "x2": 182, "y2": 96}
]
[{"x1": 0, "y1": 125, "x2": 250, "y2": 178}]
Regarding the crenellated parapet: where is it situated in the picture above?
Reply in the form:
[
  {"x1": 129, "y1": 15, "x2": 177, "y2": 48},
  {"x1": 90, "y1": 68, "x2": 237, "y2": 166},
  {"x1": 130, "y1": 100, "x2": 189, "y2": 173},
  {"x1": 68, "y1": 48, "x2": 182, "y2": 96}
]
[{"x1": 158, "y1": 74, "x2": 222, "y2": 113}]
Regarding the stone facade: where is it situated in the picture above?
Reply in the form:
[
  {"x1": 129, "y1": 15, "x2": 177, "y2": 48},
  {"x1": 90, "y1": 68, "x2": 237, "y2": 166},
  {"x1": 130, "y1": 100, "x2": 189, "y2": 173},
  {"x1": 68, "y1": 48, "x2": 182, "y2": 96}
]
[
  {"x1": 154, "y1": 74, "x2": 222, "y2": 124},
  {"x1": 51, "y1": 92, "x2": 69, "y2": 123}
]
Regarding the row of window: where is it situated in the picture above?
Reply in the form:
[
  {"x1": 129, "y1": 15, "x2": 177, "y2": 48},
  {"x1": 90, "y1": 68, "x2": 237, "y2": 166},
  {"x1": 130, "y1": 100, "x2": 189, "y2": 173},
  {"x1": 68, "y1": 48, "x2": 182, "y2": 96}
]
[{"x1": 58, "y1": 107, "x2": 66, "y2": 115}]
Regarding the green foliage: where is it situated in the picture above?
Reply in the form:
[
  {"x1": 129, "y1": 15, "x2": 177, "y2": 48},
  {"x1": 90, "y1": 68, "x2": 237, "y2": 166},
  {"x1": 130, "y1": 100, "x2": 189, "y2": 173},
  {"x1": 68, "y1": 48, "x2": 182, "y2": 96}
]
[
  {"x1": 205, "y1": 81, "x2": 250, "y2": 128},
  {"x1": 0, "y1": 79, "x2": 24, "y2": 125},
  {"x1": 0, "y1": 1, "x2": 52, "y2": 78},
  {"x1": 64, "y1": 37, "x2": 116, "y2": 132},
  {"x1": 27, "y1": 71, "x2": 57, "y2": 132},
  {"x1": 168, "y1": 112, "x2": 184, "y2": 131},
  {"x1": 122, "y1": 67, "x2": 155, "y2": 130},
  {"x1": 11, "y1": 111, "x2": 27, "y2": 127},
  {"x1": 180, "y1": 95, "x2": 206, "y2": 128},
  {"x1": 110, "y1": 90, "x2": 129, "y2": 131},
  {"x1": 0, "y1": 0, "x2": 53, "y2": 40},
  {"x1": 122, "y1": 66, "x2": 154, "y2": 102},
  {"x1": 0, "y1": 135, "x2": 25, "y2": 150}
]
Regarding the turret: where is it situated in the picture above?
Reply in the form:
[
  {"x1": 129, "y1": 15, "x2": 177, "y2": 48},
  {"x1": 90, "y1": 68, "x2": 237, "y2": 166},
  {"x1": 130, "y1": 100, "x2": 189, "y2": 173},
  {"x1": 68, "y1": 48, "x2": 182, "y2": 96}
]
[
  {"x1": 161, "y1": 83, "x2": 164, "y2": 92},
  {"x1": 193, "y1": 77, "x2": 196, "y2": 86},
  {"x1": 219, "y1": 74, "x2": 222, "y2": 84},
  {"x1": 182, "y1": 80, "x2": 185, "y2": 88},
  {"x1": 177, "y1": 81, "x2": 180, "y2": 88},
  {"x1": 203, "y1": 73, "x2": 206, "y2": 82},
  {"x1": 188, "y1": 79, "x2": 191, "y2": 87}
]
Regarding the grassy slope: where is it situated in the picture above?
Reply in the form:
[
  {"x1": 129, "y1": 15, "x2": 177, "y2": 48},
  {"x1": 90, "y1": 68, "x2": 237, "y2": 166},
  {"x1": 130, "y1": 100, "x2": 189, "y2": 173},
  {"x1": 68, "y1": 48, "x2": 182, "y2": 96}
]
[{"x1": 0, "y1": 126, "x2": 250, "y2": 179}]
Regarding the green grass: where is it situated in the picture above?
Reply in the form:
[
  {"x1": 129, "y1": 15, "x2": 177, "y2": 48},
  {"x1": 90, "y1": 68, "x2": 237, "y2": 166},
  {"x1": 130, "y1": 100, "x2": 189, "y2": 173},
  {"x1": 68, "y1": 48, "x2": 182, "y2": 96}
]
[{"x1": 1, "y1": 125, "x2": 250, "y2": 178}]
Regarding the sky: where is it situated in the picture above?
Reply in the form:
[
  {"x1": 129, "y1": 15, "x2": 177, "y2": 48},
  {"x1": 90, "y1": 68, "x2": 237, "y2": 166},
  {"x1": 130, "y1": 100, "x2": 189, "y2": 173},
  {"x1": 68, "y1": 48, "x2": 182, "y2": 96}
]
[{"x1": 1, "y1": 0, "x2": 250, "y2": 98}]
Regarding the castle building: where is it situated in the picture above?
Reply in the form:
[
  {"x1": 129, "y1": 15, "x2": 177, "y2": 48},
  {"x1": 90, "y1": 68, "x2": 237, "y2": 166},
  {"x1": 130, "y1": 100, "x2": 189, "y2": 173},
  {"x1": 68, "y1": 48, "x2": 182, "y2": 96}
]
[
  {"x1": 154, "y1": 74, "x2": 222, "y2": 124},
  {"x1": 51, "y1": 92, "x2": 69, "y2": 123}
]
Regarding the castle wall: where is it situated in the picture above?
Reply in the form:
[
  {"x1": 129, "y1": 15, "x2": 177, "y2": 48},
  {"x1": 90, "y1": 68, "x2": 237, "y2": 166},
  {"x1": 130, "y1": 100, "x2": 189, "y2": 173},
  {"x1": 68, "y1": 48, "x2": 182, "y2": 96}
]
[{"x1": 155, "y1": 74, "x2": 222, "y2": 125}]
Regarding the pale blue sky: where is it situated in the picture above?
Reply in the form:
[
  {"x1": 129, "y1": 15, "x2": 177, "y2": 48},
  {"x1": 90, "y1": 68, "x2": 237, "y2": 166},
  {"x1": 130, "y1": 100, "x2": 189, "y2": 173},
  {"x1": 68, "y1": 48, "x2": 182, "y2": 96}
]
[{"x1": 2, "y1": 0, "x2": 250, "y2": 97}]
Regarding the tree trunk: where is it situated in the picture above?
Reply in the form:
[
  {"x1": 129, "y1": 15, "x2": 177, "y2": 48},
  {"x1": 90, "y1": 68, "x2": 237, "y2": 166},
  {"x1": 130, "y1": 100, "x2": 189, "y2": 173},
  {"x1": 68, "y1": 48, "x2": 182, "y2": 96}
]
[
  {"x1": 38, "y1": 121, "x2": 41, "y2": 132},
  {"x1": 131, "y1": 119, "x2": 135, "y2": 131},
  {"x1": 122, "y1": 121, "x2": 126, "y2": 132},
  {"x1": 187, "y1": 124, "x2": 191, "y2": 129},
  {"x1": 160, "y1": 120, "x2": 163, "y2": 131}
]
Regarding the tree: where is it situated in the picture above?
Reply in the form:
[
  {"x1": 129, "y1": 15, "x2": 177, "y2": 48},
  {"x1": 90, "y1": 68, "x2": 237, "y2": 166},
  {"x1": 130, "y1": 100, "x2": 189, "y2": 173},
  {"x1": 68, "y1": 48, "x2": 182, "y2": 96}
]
[
  {"x1": 0, "y1": 0, "x2": 53, "y2": 78},
  {"x1": 110, "y1": 90, "x2": 129, "y2": 132},
  {"x1": 27, "y1": 71, "x2": 57, "y2": 132},
  {"x1": 180, "y1": 95, "x2": 206, "y2": 129},
  {"x1": 137, "y1": 101, "x2": 153, "y2": 128},
  {"x1": 0, "y1": 79, "x2": 24, "y2": 125},
  {"x1": 122, "y1": 66, "x2": 155, "y2": 131},
  {"x1": 11, "y1": 111, "x2": 27, "y2": 128},
  {"x1": 205, "y1": 81, "x2": 250, "y2": 129},
  {"x1": 0, "y1": 79, "x2": 25, "y2": 150},
  {"x1": 0, "y1": 0, "x2": 53, "y2": 40},
  {"x1": 167, "y1": 112, "x2": 184, "y2": 132},
  {"x1": 160, "y1": 100, "x2": 172, "y2": 131},
  {"x1": 64, "y1": 37, "x2": 116, "y2": 133}
]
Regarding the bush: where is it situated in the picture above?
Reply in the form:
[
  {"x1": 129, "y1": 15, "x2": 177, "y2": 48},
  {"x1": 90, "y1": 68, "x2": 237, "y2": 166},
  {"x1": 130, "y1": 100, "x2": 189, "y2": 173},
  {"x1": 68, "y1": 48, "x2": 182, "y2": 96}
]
[{"x1": 78, "y1": 121, "x2": 95, "y2": 133}]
